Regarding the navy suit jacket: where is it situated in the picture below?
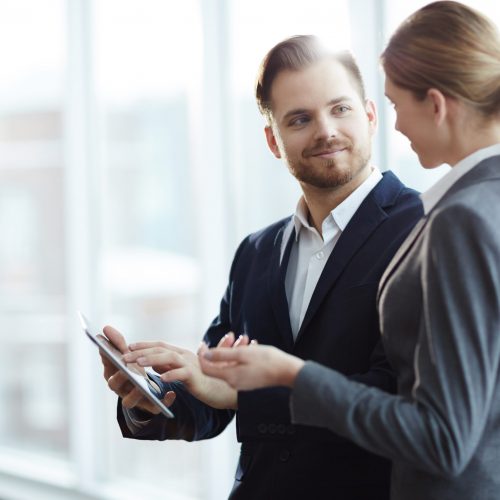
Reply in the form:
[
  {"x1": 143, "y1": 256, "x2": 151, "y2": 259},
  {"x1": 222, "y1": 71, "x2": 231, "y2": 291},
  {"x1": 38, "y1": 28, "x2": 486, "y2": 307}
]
[{"x1": 118, "y1": 171, "x2": 423, "y2": 500}]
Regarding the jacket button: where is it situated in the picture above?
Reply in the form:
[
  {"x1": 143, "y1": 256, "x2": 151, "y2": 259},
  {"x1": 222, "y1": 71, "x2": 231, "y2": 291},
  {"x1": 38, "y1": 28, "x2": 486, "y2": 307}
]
[
  {"x1": 279, "y1": 449, "x2": 291, "y2": 462},
  {"x1": 257, "y1": 423, "x2": 267, "y2": 434},
  {"x1": 277, "y1": 424, "x2": 286, "y2": 434},
  {"x1": 268, "y1": 424, "x2": 277, "y2": 434}
]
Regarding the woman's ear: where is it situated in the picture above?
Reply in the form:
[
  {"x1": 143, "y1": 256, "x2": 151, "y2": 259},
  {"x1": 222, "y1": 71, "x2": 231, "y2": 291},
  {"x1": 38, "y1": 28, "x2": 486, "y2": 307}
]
[{"x1": 427, "y1": 88, "x2": 448, "y2": 126}]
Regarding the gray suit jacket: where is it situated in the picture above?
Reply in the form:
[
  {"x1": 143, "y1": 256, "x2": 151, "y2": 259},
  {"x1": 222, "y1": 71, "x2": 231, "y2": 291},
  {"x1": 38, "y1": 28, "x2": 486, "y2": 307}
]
[{"x1": 290, "y1": 155, "x2": 500, "y2": 500}]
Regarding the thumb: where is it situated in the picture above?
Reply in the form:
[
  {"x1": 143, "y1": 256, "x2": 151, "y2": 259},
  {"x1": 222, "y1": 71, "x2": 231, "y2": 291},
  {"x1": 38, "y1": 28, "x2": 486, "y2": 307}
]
[
  {"x1": 103, "y1": 325, "x2": 129, "y2": 353},
  {"x1": 163, "y1": 390, "x2": 176, "y2": 407}
]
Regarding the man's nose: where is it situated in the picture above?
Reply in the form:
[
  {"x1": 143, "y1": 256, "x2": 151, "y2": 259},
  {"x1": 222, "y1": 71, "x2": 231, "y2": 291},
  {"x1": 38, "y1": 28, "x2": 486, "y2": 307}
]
[{"x1": 313, "y1": 116, "x2": 338, "y2": 141}]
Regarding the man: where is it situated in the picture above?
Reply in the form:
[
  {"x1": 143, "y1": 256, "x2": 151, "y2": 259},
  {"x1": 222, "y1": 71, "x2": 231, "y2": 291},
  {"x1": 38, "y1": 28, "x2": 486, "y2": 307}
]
[{"x1": 102, "y1": 35, "x2": 423, "y2": 499}]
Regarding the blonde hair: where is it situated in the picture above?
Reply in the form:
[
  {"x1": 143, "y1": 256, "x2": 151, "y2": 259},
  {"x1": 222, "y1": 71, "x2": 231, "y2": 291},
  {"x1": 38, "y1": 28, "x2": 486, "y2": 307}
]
[{"x1": 381, "y1": 1, "x2": 500, "y2": 117}]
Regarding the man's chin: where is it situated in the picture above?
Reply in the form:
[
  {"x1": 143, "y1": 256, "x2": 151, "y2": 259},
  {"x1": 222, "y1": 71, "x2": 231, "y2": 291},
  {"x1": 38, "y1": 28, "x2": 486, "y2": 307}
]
[{"x1": 298, "y1": 173, "x2": 354, "y2": 190}]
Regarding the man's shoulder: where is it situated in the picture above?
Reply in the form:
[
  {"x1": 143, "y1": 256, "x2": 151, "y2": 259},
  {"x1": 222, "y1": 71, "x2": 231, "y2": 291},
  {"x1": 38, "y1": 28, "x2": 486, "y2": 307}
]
[
  {"x1": 228, "y1": 216, "x2": 292, "y2": 271},
  {"x1": 373, "y1": 170, "x2": 422, "y2": 214},
  {"x1": 242, "y1": 216, "x2": 292, "y2": 247}
]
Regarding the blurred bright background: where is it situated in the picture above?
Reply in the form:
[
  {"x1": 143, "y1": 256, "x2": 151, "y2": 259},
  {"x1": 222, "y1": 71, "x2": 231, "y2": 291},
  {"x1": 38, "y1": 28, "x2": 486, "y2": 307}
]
[{"x1": 0, "y1": 1, "x2": 498, "y2": 499}]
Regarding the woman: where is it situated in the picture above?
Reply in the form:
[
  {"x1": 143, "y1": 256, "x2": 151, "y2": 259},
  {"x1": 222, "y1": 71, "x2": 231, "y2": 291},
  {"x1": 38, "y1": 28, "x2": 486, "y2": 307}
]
[{"x1": 200, "y1": 2, "x2": 500, "y2": 499}]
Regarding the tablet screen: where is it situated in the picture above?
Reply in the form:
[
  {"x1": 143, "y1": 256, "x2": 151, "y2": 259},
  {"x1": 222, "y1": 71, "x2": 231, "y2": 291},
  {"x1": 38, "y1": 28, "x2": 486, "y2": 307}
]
[{"x1": 78, "y1": 311, "x2": 174, "y2": 419}]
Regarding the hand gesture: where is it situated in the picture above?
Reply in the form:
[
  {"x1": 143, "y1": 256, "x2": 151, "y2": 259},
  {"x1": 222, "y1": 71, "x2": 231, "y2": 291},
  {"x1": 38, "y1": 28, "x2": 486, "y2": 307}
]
[
  {"x1": 100, "y1": 325, "x2": 175, "y2": 414},
  {"x1": 199, "y1": 342, "x2": 305, "y2": 391},
  {"x1": 121, "y1": 333, "x2": 240, "y2": 409}
]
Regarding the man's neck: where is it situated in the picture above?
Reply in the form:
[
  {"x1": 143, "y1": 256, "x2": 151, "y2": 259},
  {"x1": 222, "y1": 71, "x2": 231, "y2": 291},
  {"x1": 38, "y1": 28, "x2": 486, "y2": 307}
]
[{"x1": 301, "y1": 166, "x2": 372, "y2": 236}]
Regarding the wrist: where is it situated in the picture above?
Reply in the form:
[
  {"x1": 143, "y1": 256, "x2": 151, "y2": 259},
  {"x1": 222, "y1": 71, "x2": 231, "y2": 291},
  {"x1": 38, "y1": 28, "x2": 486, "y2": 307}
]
[{"x1": 278, "y1": 355, "x2": 305, "y2": 388}]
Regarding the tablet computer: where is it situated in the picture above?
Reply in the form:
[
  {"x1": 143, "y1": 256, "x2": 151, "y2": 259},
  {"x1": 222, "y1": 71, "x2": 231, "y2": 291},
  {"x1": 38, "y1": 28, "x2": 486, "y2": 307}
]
[{"x1": 78, "y1": 311, "x2": 175, "y2": 419}]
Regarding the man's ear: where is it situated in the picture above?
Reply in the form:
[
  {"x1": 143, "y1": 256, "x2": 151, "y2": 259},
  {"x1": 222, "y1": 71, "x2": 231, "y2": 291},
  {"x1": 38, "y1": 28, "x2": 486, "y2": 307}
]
[
  {"x1": 265, "y1": 126, "x2": 282, "y2": 159},
  {"x1": 427, "y1": 88, "x2": 448, "y2": 126},
  {"x1": 364, "y1": 99, "x2": 378, "y2": 133}
]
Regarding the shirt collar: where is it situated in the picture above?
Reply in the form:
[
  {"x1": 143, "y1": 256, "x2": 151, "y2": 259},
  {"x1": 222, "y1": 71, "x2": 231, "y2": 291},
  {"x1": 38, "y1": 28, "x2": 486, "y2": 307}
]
[
  {"x1": 421, "y1": 143, "x2": 500, "y2": 215},
  {"x1": 292, "y1": 166, "x2": 383, "y2": 239}
]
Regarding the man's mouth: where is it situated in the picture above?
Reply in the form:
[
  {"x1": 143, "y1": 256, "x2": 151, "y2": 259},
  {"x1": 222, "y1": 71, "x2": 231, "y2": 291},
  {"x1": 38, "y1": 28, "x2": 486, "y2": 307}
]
[{"x1": 311, "y1": 148, "x2": 347, "y2": 158}]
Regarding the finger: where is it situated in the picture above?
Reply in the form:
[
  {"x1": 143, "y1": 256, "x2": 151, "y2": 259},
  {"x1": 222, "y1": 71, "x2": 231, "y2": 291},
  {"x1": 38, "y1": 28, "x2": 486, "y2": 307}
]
[
  {"x1": 199, "y1": 357, "x2": 233, "y2": 381},
  {"x1": 198, "y1": 351, "x2": 237, "y2": 370},
  {"x1": 163, "y1": 391, "x2": 176, "y2": 407},
  {"x1": 107, "y1": 371, "x2": 135, "y2": 397},
  {"x1": 160, "y1": 366, "x2": 190, "y2": 383},
  {"x1": 233, "y1": 334, "x2": 249, "y2": 347},
  {"x1": 250, "y1": 339, "x2": 259, "y2": 345},
  {"x1": 137, "y1": 352, "x2": 183, "y2": 369},
  {"x1": 122, "y1": 387, "x2": 150, "y2": 409},
  {"x1": 129, "y1": 341, "x2": 183, "y2": 354},
  {"x1": 123, "y1": 346, "x2": 173, "y2": 363},
  {"x1": 103, "y1": 325, "x2": 129, "y2": 354},
  {"x1": 203, "y1": 347, "x2": 246, "y2": 363},
  {"x1": 217, "y1": 332, "x2": 236, "y2": 347},
  {"x1": 196, "y1": 341, "x2": 208, "y2": 356},
  {"x1": 100, "y1": 352, "x2": 118, "y2": 379}
]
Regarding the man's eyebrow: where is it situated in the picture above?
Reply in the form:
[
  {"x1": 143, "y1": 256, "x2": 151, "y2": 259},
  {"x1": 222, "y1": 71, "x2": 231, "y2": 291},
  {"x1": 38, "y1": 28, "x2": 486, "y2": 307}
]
[
  {"x1": 282, "y1": 96, "x2": 354, "y2": 122},
  {"x1": 282, "y1": 108, "x2": 309, "y2": 122}
]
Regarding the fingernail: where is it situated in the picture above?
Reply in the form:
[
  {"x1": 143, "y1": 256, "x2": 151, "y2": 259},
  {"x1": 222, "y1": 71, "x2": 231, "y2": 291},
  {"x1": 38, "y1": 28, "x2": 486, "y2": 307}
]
[{"x1": 203, "y1": 351, "x2": 213, "y2": 360}]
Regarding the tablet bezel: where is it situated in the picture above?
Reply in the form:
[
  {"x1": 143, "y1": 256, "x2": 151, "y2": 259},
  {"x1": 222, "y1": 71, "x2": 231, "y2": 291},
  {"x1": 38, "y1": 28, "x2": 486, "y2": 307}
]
[{"x1": 78, "y1": 311, "x2": 174, "y2": 419}]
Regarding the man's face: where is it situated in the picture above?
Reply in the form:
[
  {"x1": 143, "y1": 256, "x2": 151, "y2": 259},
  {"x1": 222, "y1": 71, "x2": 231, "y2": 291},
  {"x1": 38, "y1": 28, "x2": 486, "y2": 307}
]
[{"x1": 265, "y1": 59, "x2": 376, "y2": 190}]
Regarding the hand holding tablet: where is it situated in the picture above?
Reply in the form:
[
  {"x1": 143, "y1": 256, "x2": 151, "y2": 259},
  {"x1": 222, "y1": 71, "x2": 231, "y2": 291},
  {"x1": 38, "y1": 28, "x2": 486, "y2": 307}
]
[{"x1": 78, "y1": 311, "x2": 175, "y2": 419}]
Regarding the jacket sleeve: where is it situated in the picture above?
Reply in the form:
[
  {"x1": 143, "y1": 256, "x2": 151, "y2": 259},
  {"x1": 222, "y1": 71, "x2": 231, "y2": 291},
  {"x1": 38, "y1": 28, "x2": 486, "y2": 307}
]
[
  {"x1": 290, "y1": 204, "x2": 500, "y2": 477},
  {"x1": 118, "y1": 378, "x2": 235, "y2": 442}
]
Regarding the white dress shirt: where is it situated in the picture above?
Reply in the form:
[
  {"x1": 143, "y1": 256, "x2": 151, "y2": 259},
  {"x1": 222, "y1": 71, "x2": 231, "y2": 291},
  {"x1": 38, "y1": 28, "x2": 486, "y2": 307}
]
[
  {"x1": 421, "y1": 143, "x2": 500, "y2": 215},
  {"x1": 283, "y1": 167, "x2": 383, "y2": 339}
]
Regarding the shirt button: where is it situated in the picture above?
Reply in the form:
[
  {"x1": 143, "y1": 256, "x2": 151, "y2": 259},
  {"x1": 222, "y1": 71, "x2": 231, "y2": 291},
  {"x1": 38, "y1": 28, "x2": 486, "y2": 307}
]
[
  {"x1": 257, "y1": 424, "x2": 268, "y2": 434},
  {"x1": 279, "y1": 449, "x2": 291, "y2": 462},
  {"x1": 316, "y1": 251, "x2": 324, "y2": 259}
]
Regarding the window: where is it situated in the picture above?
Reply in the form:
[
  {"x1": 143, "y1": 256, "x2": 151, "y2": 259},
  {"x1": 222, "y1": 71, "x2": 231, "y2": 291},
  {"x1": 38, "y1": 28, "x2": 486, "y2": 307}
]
[
  {"x1": 0, "y1": 0, "x2": 350, "y2": 498},
  {"x1": 0, "y1": 0, "x2": 68, "y2": 463}
]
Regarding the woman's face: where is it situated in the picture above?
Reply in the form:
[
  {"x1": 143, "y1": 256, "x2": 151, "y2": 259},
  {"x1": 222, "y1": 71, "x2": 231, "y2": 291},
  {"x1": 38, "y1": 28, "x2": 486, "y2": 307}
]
[{"x1": 384, "y1": 77, "x2": 445, "y2": 168}]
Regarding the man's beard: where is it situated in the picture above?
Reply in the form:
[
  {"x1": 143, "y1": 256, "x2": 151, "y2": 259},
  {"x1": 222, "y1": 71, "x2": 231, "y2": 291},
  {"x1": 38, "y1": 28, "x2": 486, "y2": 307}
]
[{"x1": 288, "y1": 140, "x2": 371, "y2": 189}]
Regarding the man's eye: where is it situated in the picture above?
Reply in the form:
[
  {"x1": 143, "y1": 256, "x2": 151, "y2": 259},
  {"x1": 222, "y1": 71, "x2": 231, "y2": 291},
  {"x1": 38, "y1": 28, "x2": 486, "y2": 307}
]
[
  {"x1": 334, "y1": 105, "x2": 350, "y2": 114},
  {"x1": 289, "y1": 116, "x2": 309, "y2": 127}
]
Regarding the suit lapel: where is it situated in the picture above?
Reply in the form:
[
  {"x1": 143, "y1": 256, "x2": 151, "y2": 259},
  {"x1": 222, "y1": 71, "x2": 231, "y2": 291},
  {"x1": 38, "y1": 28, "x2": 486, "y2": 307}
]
[
  {"x1": 377, "y1": 215, "x2": 428, "y2": 301},
  {"x1": 268, "y1": 223, "x2": 295, "y2": 351},
  {"x1": 295, "y1": 194, "x2": 388, "y2": 342}
]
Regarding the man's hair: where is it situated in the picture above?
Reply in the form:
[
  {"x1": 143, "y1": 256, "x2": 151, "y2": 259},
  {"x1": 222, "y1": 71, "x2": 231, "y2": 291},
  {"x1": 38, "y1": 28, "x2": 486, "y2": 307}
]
[
  {"x1": 381, "y1": 1, "x2": 500, "y2": 117},
  {"x1": 255, "y1": 35, "x2": 366, "y2": 122}
]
